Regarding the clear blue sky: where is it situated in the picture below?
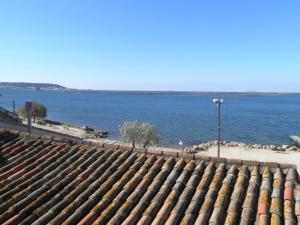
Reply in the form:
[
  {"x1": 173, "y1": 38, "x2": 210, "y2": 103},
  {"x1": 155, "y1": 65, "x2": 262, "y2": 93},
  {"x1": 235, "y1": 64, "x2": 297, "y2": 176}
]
[{"x1": 0, "y1": 0, "x2": 299, "y2": 92}]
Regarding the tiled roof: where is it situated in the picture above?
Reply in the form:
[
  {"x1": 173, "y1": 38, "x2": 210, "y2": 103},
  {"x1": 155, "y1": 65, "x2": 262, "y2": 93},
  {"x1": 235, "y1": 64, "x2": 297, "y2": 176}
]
[{"x1": 0, "y1": 130, "x2": 299, "y2": 225}]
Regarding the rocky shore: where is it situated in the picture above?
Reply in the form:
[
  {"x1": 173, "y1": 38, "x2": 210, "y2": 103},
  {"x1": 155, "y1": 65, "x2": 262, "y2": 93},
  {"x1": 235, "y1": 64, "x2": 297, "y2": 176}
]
[{"x1": 184, "y1": 140, "x2": 300, "y2": 154}]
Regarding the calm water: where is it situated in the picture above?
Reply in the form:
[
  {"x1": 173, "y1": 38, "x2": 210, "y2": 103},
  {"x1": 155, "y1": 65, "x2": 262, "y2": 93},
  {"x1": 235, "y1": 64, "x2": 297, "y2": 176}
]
[{"x1": 1, "y1": 90, "x2": 300, "y2": 147}]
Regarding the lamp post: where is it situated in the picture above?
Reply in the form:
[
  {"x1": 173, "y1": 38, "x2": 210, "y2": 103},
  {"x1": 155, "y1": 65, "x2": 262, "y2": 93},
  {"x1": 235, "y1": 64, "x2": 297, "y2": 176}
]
[
  {"x1": 25, "y1": 101, "x2": 32, "y2": 134},
  {"x1": 213, "y1": 99, "x2": 224, "y2": 158}
]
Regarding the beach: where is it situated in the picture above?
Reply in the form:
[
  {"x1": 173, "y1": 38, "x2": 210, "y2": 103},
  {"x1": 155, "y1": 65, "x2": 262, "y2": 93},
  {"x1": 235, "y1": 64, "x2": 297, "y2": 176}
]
[
  {"x1": 85, "y1": 138, "x2": 300, "y2": 172},
  {"x1": 24, "y1": 121, "x2": 91, "y2": 138},
  {"x1": 19, "y1": 120, "x2": 299, "y2": 170},
  {"x1": 202, "y1": 146, "x2": 300, "y2": 169}
]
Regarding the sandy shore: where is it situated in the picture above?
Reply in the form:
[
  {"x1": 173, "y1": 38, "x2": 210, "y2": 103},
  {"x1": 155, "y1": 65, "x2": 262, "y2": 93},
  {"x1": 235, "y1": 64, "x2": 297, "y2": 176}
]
[
  {"x1": 26, "y1": 122, "x2": 300, "y2": 170},
  {"x1": 86, "y1": 138, "x2": 300, "y2": 170},
  {"x1": 25, "y1": 121, "x2": 91, "y2": 138},
  {"x1": 199, "y1": 146, "x2": 300, "y2": 169}
]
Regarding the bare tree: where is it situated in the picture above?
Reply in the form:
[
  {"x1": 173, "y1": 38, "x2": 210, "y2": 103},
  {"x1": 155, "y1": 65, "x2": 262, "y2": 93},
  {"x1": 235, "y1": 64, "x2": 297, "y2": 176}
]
[{"x1": 119, "y1": 121, "x2": 160, "y2": 148}]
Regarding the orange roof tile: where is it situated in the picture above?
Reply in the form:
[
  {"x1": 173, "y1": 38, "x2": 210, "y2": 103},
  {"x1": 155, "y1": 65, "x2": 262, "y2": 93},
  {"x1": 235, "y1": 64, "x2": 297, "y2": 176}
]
[{"x1": 0, "y1": 130, "x2": 299, "y2": 225}]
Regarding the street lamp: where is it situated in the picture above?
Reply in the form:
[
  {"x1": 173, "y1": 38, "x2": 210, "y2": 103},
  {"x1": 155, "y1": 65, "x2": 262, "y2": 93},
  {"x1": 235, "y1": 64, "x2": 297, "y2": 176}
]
[
  {"x1": 213, "y1": 99, "x2": 224, "y2": 158},
  {"x1": 25, "y1": 101, "x2": 32, "y2": 134}
]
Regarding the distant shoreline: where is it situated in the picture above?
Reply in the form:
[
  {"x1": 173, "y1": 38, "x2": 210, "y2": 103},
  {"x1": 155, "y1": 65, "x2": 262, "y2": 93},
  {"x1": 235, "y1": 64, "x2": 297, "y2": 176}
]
[
  {"x1": 69, "y1": 90, "x2": 300, "y2": 96},
  {"x1": 1, "y1": 82, "x2": 300, "y2": 96},
  {"x1": 1, "y1": 89, "x2": 300, "y2": 97}
]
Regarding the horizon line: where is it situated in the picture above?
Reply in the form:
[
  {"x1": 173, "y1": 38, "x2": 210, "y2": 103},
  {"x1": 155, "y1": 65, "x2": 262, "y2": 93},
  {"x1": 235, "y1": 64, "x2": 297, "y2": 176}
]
[{"x1": 1, "y1": 82, "x2": 300, "y2": 94}]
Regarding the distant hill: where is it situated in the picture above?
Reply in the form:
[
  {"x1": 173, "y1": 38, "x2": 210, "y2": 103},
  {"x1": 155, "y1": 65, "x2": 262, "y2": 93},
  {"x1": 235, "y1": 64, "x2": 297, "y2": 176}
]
[{"x1": 0, "y1": 82, "x2": 67, "y2": 91}]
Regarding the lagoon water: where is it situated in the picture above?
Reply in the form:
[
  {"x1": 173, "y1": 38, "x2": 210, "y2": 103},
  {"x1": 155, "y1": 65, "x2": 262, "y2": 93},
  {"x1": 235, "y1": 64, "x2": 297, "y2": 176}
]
[{"x1": 1, "y1": 90, "x2": 300, "y2": 147}]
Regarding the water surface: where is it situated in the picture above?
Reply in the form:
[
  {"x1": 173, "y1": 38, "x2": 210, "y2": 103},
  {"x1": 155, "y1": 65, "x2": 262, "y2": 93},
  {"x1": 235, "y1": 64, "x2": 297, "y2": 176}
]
[{"x1": 1, "y1": 90, "x2": 299, "y2": 147}]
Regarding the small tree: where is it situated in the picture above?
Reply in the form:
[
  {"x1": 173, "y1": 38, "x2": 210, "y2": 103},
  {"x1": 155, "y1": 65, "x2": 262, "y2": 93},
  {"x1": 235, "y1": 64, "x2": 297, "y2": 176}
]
[
  {"x1": 18, "y1": 101, "x2": 47, "y2": 122},
  {"x1": 119, "y1": 121, "x2": 142, "y2": 148},
  {"x1": 119, "y1": 121, "x2": 160, "y2": 148},
  {"x1": 141, "y1": 122, "x2": 160, "y2": 148}
]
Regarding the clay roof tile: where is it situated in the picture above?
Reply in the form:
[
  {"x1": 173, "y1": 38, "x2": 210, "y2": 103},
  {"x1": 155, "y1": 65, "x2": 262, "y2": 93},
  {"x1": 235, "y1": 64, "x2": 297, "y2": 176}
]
[{"x1": 0, "y1": 131, "x2": 299, "y2": 225}]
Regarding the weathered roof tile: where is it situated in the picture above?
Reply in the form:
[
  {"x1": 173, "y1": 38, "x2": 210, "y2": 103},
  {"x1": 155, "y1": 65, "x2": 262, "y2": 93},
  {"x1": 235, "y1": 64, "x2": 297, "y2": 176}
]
[{"x1": 0, "y1": 131, "x2": 299, "y2": 225}]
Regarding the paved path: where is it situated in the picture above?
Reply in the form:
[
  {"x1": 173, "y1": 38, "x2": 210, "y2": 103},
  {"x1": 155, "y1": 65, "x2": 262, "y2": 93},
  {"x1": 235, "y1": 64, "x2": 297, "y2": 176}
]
[
  {"x1": 92, "y1": 138, "x2": 300, "y2": 170},
  {"x1": 0, "y1": 121, "x2": 80, "y2": 141},
  {"x1": 199, "y1": 146, "x2": 300, "y2": 171}
]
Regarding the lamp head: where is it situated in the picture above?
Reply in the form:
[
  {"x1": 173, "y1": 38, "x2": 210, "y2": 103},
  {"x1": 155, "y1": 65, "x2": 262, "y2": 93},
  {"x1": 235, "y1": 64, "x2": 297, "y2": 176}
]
[{"x1": 212, "y1": 99, "x2": 224, "y2": 104}]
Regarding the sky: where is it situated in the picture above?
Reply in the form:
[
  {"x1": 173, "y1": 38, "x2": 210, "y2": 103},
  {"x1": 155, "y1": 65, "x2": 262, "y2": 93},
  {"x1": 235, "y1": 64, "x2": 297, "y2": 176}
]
[{"x1": 0, "y1": 0, "x2": 299, "y2": 92}]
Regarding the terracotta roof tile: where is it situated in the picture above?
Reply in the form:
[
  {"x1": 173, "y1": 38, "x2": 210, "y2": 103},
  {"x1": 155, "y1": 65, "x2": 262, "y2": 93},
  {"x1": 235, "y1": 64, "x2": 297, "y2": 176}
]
[
  {"x1": 0, "y1": 131, "x2": 299, "y2": 224},
  {"x1": 284, "y1": 186, "x2": 294, "y2": 201}
]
